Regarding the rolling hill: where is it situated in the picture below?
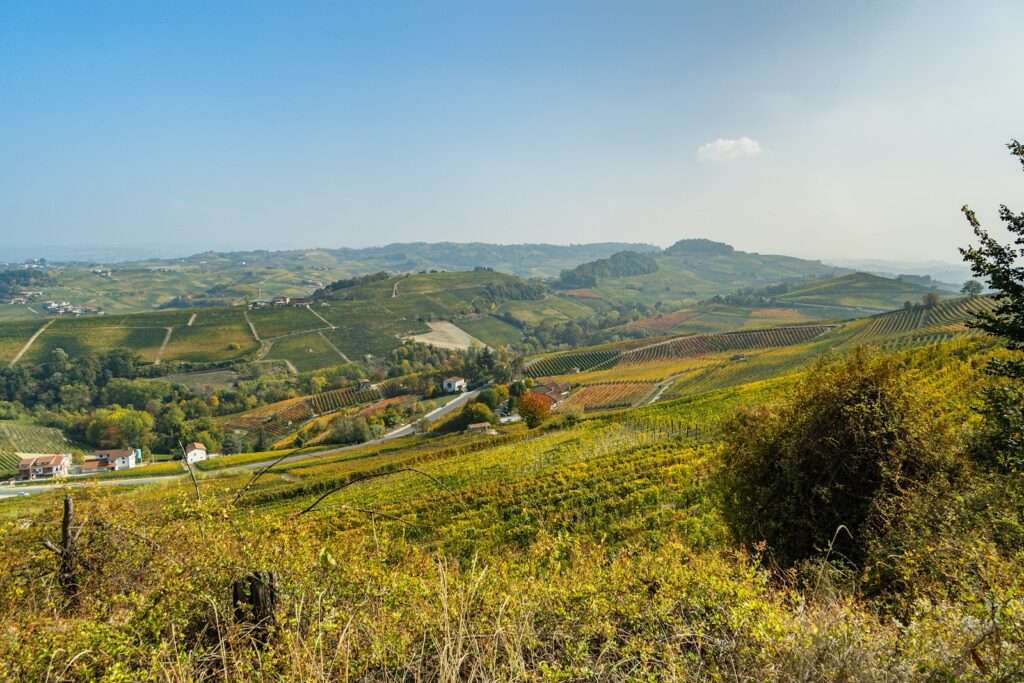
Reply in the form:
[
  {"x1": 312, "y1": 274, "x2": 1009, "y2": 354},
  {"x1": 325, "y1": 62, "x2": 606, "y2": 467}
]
[
  {"x1": 557, "y1": 239, "x2": 849, "y2": 307},
  {"x1": 774, "y1": 272, "x2": 943, "y2": 311}
]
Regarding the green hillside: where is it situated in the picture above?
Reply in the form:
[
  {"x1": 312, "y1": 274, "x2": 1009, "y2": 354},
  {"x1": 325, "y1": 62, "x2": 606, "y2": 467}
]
[
  {"x1": 560, "y1": 239, "x2": 847, "y2": 307},
  {"x1": 0, "y1": 270, "x2": 590, "y2": 373},
  {"x1": 5, "y1": 242, "x2": 655, "y2": 314},
  {"x1": 2, "y1": 333, "x2": 1018, "y2": 679},
  {"x1": 775, "y1": 272, "x2": 942, "y2": 311}
]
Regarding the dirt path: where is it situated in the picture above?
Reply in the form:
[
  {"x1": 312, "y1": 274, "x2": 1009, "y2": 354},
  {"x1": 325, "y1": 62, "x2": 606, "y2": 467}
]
[
  {"x1": 318, "y1": 330, "x2": 350, "y2": 362},
  {"x1": 186, "y1": 313, "x2": 197, "y2": 327},
  {"x1": 153, "y1": 326, "x2": 174, "y2": 365},
  {"x1": 306, "y1": 305, "x2": 336, "y2": 329},
  {"x1": 243, "y1": 309, "x2": 261, "y2": 341},
  {"x1": 9, "y1": 318, "x2": 55, "y2": 367}
]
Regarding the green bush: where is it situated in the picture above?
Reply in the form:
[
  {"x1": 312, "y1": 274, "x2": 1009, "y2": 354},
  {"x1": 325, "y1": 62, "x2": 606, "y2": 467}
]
[{"x1": 718, "y1": 349, "x2": 956, "y2": 567}]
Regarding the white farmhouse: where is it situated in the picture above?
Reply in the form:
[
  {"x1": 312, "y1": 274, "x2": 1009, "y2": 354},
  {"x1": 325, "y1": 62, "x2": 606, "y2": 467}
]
[
  {"x1": 443, "y1": 377, "x2": 467, "y2": 393},
  {"x1": 94, "y1": 448, "x2": 141, "y2": 470},
  {"x1": 184, "y1": 442, "x2": 208, "y2": 464}
]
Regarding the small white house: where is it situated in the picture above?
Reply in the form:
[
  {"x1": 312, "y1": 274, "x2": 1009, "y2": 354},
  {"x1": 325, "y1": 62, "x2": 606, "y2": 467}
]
[
  {"x1": 443, "y1": 377, "x2": 467, "y2": 393},
  {"x1": 184, "y1": 442, "x2": 208, "y2": 464},
  {"x1": 94, "y1": 448, "x2": 141, "y2": 470}
]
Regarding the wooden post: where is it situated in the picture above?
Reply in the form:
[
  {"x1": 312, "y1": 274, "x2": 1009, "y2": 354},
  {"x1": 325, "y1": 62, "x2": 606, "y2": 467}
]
[
  {"x1": 232, "y1": 571, "x2": 278, "y2": 646},
  {"x1": 59, "y1": 495, "x2": 78, "y2": 607}
]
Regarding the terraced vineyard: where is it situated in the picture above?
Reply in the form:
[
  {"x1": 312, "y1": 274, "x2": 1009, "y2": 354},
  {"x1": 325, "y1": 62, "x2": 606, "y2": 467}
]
[
  {"x1": 258, "y1": 401, "x2": 316, "y2": 441},
  {"x1": 621, "y1": 325, "x2": 836, "y2": 365},
  {"x1": 0, "y1": 423, "x2": 70, "y2": 476},
  {"x1": 524, "y1": 349, "x2": 622, "y2": 377},
  {"x1": 307, "y1": 386, "x2": 383, "y2": 414},
  {"x1": 854, "y1": 296, "x2": 997, "y2": 342},
  {"x1": 559, "y1": 382, "x2": 655, "y2": 412}
]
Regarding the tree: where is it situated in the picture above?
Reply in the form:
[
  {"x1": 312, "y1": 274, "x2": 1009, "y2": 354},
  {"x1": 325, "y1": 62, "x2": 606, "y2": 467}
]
[
  {"x1": 961, "y1": 279, "x2": 984, "y2": 296},
  {"x1": 718, "y1": 350, "x2": 954, "y2": 567},
  {"x1": 327, "y1": 416, "x2": 372, "y2": 445},
  {"x1": 102, "y1": 378, "x2": 171, "y2": 410},
  {"x1": 86, "y1": 407, "x2": 155, "y2": 449},
  {"x1": 517, "y1": 392, "x2": 551, "y2": 428},
  {"x1": 459, "y1": 401, "x2": 496, "y2": 426},
  {"x1": 960, "y1": 138, "x2": 1024, "y2": 470},
  {"x1": 921, "y1": 291, "x2": 941, "y2": 308},
  {"x1": 476, "y1": 388, "x2": 501, "y2": 410}
]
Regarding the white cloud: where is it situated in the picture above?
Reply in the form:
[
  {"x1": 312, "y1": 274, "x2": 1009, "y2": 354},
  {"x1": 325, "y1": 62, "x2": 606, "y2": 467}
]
[{"x1": 696, "y1": 137, "x2": 762, "y2": 162}]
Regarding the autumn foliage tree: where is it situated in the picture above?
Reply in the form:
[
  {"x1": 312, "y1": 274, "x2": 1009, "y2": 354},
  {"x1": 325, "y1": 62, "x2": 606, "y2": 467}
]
[{"x1": 517, "y1": 391, "x2": 551, "y2": 428}]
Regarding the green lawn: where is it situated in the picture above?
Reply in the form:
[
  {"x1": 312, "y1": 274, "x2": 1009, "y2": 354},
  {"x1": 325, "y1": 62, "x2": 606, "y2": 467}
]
[
  {"x1": 248, "y1": 306, "x2": 325, "y2": 339},
  {"x1": 266, "y1": 331, "x2": 347, "y2": 372},
  {"x1": 455, "y1": 315, "x2": 523, "y2": 347}
]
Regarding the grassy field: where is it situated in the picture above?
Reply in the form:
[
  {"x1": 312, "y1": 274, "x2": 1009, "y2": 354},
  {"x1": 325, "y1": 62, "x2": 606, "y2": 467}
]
[
  {"x1": 24, "y1": 320, "x2": 168, "y2": 363},
  {"x1": 448, "y1": 315, "x2": 523, "y2": 347},
  {"x1": 0, "y1": 320, "x2": 43, "y2": 364},
  {"x1": 776, "y1": 272, "x2": 941, "y2": 310},
  {"x1": 496, "y1": 296, "x2": 597, "y2": 325},
  {"x1": 247, "y1": 306, "x2": 325, "y2": 338},
  {"x1": 0, "y1": 304, "x2": 39, "y2": 322},
  {"x1": 161, "y1": 369, "x2": 240, "y2": 390},
  {"x1": 160, "y1": 321, "x2": 257, "y2": 362},
  {"x1": 265, "y1": 331, "x2": 347, "y2": 372}
]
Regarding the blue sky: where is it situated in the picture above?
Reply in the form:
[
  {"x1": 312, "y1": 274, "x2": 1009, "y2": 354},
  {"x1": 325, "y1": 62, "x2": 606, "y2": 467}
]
[{"x1": 2, "y1": 1, "x2": 1022, "y2": 261}]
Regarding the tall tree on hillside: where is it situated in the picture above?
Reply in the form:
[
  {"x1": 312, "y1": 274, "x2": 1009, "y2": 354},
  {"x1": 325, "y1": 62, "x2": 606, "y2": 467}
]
[
  {"x1": 961, "y1": 139, "x2": 1024, "y2": 364},
  {"x1": 960, "y1": 139, "x2": 1024, "y2": 470},
  {"x1": 961, "y1": 279, "x2": 984, "y2": 296}
]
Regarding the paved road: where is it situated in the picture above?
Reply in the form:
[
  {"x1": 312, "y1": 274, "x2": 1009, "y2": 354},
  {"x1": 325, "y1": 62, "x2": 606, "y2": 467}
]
[{"x1": 2, "y1": 389, "x2": 482, "y2": 498}]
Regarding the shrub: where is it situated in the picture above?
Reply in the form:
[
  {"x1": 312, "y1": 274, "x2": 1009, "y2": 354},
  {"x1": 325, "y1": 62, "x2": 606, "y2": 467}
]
[
  {"x1": 327, "y1": 416, "x2": 372, "y2": 445},
  {"x1": 718, "y1": 349, "x2": 956, "y2": 567}
]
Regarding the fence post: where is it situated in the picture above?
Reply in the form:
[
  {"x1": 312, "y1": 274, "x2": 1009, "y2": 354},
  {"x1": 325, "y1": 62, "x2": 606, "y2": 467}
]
[
  {"x1": 59, "y1": 495, "x2": 78, "y2": 607},
  {"x1": 232, "y1": 570, "x2": 278, "y2": 646}
]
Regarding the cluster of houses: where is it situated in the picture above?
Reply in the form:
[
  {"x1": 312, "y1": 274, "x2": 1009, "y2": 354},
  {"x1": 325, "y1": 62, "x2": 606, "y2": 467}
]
[
  {"x1": 42, "y1": 301, "x2": 103, "y2": 316},
  {"x1": 13, "y1": 443, "x2": 213, "y2": 481},
  {"x1": 16, "y1": 448, "x2": 143, "y2": 480},
  {"x1": 248, "y1": 296, "x2": 316, "y2": 309},
  {"x1": 6, "y1": 290, "x2": 43, "y2": 305}
]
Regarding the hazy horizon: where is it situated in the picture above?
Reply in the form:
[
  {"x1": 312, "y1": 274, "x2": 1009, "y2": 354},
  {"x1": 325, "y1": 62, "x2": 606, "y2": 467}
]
[{"x1": 3, "y1": 1, "x2": 1022, "y2": 263}]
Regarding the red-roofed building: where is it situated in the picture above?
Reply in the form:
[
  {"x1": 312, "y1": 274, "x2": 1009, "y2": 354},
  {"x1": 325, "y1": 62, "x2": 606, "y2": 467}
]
[
  {"x1": 17, "y1": 453, "x2": 71, "y2": 480},
  {"x1": 94, "y1": 448, "x2": 141, "y2": 470},
  {"x1": 184, "y1": 442, "x2": 208, "y2": 464}
]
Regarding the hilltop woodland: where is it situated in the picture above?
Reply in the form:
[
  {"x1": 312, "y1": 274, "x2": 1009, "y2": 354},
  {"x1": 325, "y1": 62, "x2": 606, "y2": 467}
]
[{"x1": 0, "y1": 141, "x2": 1021, "y2": 681}]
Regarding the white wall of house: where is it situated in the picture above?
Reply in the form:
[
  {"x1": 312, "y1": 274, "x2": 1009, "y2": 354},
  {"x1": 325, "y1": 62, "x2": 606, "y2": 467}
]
[{"x1": 185, "y1": 448, "x2": 208, "y2": 464}]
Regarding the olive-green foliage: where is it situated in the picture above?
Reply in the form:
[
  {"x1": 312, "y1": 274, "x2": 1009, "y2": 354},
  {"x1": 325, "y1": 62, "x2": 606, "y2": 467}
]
[
  {"x1": 719, "y1": 349, "x2": 956, "y2": 567},
  {"x1": 326, "y1": 415, "x2": 373, "y2": 445},
  {"x1": 435, "y1": 401, "x2": 496, "y2": 433}
]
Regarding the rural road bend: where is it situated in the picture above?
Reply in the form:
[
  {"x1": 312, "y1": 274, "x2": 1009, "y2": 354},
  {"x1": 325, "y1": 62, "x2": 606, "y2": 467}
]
[{"x1": 3, "y1": 390, "x2": 483, "y2": 497}]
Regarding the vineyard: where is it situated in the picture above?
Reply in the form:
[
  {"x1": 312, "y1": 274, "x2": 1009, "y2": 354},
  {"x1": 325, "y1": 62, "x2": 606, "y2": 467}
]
[
  {"x1": 525, "y1": 349, "x2": 622, "y2": 377},
  {"x1": 1, "y1": 333, "x2": 1015, "y2": 680},
  {"x1": 307, "y1": 386, "x2": 383, "y2": 414},
  {"x1": 558, "y1": 382, "x2": 655, "y2": 412},
  {"x1": 526, "y1": 325, "x2": 836, "y2": 381},
  {"x1": 0, "y1": 423, "x2": 70, "y2": 476},
  {"x1": 853, "y1": 296, "x2": 997, "y2": 342},
  {"x1": 222, "y1": 383, "x2": 393, "y2": 443},
  {"x1": 619, "y1": 325, "x2": 836, "y2": 365}
]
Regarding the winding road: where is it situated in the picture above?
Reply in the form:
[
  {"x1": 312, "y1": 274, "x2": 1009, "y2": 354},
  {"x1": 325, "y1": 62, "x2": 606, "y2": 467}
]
[{"x1": 1, "y1": 389, "x2": 482, "y2": 499}]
